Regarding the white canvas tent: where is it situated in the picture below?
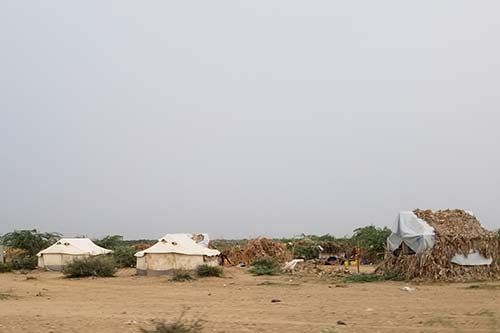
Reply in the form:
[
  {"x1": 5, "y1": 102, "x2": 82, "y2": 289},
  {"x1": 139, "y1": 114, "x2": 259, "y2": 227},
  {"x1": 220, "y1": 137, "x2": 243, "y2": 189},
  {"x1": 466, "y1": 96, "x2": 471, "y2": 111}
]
[
  {"x1": 135, "y1": 233, "x2": 220, "y2": 276},
  {"x1": 37, "y1": 238, "x2": 112, "y2": 271}
]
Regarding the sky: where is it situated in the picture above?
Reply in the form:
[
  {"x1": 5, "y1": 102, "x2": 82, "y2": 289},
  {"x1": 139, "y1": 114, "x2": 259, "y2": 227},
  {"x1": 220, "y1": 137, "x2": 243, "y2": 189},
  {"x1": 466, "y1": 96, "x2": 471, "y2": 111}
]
[{"x1": 1, "y1": 1, "x2": 499, "y2": 239}]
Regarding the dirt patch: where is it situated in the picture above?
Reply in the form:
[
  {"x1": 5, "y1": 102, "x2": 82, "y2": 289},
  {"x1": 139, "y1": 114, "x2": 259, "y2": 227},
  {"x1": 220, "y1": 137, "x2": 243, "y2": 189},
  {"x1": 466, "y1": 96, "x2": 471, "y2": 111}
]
[{"x1": 0, "y1": 268, "x2": 499, "y2": 332}]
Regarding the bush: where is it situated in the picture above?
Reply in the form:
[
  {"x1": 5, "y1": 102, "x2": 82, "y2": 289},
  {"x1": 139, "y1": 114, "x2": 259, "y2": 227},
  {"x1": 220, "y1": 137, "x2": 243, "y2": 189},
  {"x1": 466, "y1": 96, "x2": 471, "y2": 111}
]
[
  {"x1": 196, "y1": 264, "x2": 223, "y2": 278},
  {"x1": 171, "y1": 269, "x2": 194, "y2": 282},
  {"x1": 140, "y1": 310, "x2": 203, "y2": 333},
  {"x1": 63, "y1": 256, "x2": 116, "y2": 278},
  {"x1": 249, "y1": 257, "x2": 281, "y2": 276},
  {"x1": 10, "y1": 255, "x2": 38, "y2": 270},
  {"x1": 112, "y1": 246, "x2": 136, "y2": 268},
  {"x1": 0, "y1": 263, "x2": 13, "y2": 273}
]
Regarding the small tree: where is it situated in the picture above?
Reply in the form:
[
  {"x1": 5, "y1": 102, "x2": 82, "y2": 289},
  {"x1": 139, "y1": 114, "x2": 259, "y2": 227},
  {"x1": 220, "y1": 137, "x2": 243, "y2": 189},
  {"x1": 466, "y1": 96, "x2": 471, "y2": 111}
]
[
  {"x1": 94, "y1": 235, "x2": 124, "y2": 250},
  {"x1": 351, "y1": 225, "x2": 391, "y2": 262},
  {"x1": 1, "y1": 229, "x2": 61, "y2": 256},
  {"x1": 112, "y1": 246, "x2": 136, "y2": 268}
]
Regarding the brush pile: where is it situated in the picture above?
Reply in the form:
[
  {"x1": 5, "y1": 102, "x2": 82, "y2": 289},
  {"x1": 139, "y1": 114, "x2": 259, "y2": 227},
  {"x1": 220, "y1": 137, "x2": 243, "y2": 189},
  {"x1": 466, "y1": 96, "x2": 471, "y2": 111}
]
[
  {"x1": 378, "y1": 209, "x2": 500, "y2": 282},
  {"x1": 225, "y1": 237, "x2": 292, "y2": 265},
  {"x1": 294, "y1": 260, "x2": 351, "y2": 279}
]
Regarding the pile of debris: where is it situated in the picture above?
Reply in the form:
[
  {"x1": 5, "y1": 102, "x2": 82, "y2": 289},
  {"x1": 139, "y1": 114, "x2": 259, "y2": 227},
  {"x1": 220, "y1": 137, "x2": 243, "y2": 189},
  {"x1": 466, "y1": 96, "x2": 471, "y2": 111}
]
[
  {"x1": 225, "y1": 237, "x2": 292, "y2": 265},
  {"x1": 293, "y1": 260, "x2": 351, "y2": 279},
  {"x1": 378, "y1": 209, "x2": 500, "y2": 282}
]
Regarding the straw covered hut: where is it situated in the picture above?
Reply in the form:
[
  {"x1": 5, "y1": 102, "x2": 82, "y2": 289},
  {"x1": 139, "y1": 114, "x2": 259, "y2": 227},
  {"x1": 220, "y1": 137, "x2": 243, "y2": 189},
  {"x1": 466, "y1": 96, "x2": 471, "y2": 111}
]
[{"x1": 378, "y1": 209, "x2": 500, "y2": 281}]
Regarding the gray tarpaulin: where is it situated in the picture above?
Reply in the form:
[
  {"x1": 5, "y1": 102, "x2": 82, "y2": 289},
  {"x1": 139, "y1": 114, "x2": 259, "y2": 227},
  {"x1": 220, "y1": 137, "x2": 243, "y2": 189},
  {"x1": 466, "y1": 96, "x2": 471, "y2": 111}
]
[
  {"x1": 387, "y1": 211, "x2": 436, "y2": 253},
  {"x1": 451, "y1": 251, "x2": 493, "y2": 266}
]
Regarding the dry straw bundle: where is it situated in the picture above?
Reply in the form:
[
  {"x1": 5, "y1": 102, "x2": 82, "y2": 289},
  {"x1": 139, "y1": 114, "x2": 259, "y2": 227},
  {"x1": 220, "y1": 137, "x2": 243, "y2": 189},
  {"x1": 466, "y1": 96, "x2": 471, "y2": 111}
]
[
  {"x1": 378, "y1": 209, "x2": 500, "y2": 282},
  {"x1": 225, "y1": 237, "x2": 292, "y2": 265}
]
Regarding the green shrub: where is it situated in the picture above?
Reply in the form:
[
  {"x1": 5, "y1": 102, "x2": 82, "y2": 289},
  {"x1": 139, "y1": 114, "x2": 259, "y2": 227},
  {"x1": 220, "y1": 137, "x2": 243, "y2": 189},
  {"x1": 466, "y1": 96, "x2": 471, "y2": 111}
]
[
  {"x1": 11, "y1": 255, "x2": 38, "y2": 270},
  {"x1": 63, "y1": 256, "x2": 116, "y2": 278},
  {"x1": 0, "y1": 263, "x2": 13, "y2": 273},
  {"x1": 196, "y1": 264, "x2": 223, "y2": 278},
  {"x1": 171, "y1": 269, "x2": 194, "y2": 282},
  {"x1": 112, "y1": 246, "x2": 136, "y2": 268},
  {"x1": 249, "y1": 257, "x2": 281, "y2": 276}
]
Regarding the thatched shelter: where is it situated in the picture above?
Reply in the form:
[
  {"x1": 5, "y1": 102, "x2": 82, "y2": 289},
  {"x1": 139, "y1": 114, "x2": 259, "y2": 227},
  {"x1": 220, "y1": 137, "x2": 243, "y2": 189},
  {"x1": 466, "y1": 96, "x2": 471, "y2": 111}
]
[{"x1": 378, "y1": 209, "x2": 500, "y2": 281}]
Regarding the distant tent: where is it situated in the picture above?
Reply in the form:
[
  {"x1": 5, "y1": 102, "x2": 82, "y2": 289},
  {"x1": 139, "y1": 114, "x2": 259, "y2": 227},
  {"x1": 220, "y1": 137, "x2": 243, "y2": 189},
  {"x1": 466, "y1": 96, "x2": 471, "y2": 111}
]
[
  {"x1": 37, "y1": 238, "x2": 112, "y2": 271},
  {"x1": 378, "y1": 210, "x2": 500, "y2": 281},
  {"x1": 135, "y1": 233, "x2": 220, "y2": 276}
]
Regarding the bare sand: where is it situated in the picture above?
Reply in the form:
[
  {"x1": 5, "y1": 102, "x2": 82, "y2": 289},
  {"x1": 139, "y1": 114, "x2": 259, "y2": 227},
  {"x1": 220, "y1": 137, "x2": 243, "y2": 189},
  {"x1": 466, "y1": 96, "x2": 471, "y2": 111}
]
[{"x1": 0, "y1": 267, "x2": 499, "y2": 332}]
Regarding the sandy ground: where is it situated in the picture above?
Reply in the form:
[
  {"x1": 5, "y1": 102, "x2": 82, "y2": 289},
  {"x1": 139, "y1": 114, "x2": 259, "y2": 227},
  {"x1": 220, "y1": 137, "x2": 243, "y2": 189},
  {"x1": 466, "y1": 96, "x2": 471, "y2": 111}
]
[{"x1": 0, "y1": 267, "x2": 500, "y2": 333}]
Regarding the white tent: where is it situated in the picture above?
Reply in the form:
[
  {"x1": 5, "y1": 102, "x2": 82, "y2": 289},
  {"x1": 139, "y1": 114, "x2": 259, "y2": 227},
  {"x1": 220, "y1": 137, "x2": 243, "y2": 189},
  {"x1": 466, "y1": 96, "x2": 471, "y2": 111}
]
[
  {"x1": 135, "y1": 233, "x2": 220, "y2": 276},
  {"x1": 37, "y1": 238, "x2": 112, "y2": 271}
]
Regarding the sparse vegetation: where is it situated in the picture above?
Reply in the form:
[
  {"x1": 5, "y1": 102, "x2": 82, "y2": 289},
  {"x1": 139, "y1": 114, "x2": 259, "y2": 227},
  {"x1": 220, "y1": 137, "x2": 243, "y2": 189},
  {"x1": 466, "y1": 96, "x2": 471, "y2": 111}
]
[
  {"x1": 94, "y1": 235, "x2": 124, "y2": 250},
  {"x1": 10, "y1": 255, "x2": 38, "y2": 270},
  {"x1": 466, "y1": 284, "x2": 500, "y2": 290},
  {"x1": 140, "y1": 310, "x2": 203, "y2": 333},
  {"x1": 1, "y1": 229, "x2": 61, "y2": 256},
  {"x1": 196, "y1": 264, "x2": 223, "y2": 278},
  {"x1": 344, "y1": 273, "x2": 404, "y2": 283},
  {"x1": 62, "y1": 256, "x2": 116, "y2": 278},
  {"x1": 0, "y1": 292, "x2": 12, "y2": 300},
  {"x1": 0, "y1": 263, "x2": 13, "y2": 273},
  {"x1": 171, "y1": 269, "x2": 194, "y2": 282},
  {"x1": 249, "y1": 257, "x2": 281, "y2": 276},
  {"x1": 423, "y1": 316, "x2": 455, "y2": 327},
  {"x1": 1, "y1": 230, "x2": 60, "y2": 271},
  {"x1": 351, "y1": 225, "x2": 392, "y2": 261},
  {"x1": 112, "y1": 246, "x2": 136, "y2": 268}
]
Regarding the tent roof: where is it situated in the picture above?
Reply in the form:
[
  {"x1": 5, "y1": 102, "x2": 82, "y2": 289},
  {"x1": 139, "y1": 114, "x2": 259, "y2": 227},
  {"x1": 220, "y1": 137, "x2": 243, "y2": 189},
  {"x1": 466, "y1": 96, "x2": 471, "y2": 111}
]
[
  {"x1": 135, "y1": 233, "x2": 220, "y2": 257},
  {"x1": 37, "y1": 238, "x2": 112, "y2": 256}
]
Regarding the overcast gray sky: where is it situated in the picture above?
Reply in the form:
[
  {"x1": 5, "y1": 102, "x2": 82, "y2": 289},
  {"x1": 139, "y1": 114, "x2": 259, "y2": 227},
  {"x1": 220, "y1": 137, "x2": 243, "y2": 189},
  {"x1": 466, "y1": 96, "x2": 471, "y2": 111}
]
[{"x1": 1, "y1": 1, "x2": 499, "y2": 239}]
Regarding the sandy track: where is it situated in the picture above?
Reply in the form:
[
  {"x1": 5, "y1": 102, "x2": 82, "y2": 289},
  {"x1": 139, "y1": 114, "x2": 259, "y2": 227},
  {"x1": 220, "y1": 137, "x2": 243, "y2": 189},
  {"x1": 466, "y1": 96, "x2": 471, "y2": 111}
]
[{"x1": 0, "y1": 267, "x2": 499, "y2": 332}]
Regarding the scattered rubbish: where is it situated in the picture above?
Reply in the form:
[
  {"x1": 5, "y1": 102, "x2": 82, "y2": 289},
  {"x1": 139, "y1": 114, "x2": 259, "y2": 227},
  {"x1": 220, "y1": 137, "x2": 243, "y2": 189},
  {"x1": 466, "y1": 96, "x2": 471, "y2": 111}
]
[
  {"x1": 283, "y1": 259, "x2": 305, "y2": 272},
  {"x1": 337, "y1": 320, "x2": 347, "y2": 325},
  {"x1": 401, "y1": 286, "x2": 416, "y2": 292}
]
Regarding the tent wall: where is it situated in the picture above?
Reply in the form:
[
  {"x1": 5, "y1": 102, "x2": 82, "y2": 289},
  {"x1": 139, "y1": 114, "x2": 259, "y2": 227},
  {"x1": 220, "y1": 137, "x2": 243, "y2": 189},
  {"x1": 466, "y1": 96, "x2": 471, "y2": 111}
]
[
  {"x1": 38, "y1": 254, "x2": 89, "y2": 271},
  {"x1": 136, "y1": 253, "x2": 217, "y2": 276}
]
